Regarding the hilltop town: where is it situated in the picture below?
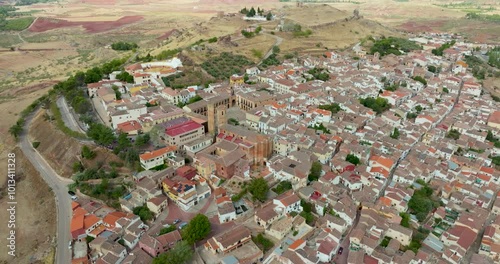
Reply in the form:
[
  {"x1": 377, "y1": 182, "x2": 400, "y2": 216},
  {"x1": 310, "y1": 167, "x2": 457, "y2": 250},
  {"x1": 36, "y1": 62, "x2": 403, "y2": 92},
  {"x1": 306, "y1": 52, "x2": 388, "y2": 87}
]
[{"x1": 33, "y1": 31, "x2": 499, "y2": 264}]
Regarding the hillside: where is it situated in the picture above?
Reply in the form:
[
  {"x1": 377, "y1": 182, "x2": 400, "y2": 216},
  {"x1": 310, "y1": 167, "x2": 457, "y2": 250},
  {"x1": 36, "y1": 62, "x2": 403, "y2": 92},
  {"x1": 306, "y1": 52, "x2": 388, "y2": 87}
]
[
  {"x1": 28, "y1": 109, "x2": 131, "y2": 178},
  {"x1": 0, "y1": 147, "x2": 56, "y2": 264}
]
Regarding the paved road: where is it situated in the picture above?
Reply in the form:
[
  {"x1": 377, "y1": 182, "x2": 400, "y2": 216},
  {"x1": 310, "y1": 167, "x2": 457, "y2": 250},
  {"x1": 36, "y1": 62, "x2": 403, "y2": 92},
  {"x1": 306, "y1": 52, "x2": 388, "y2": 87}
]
[
  {"x1": 19, "y1": 112, "x2": 74, "y2": 264},
  {"x1": 57, "y1": 97, "x2": 86, "y2": 134}
]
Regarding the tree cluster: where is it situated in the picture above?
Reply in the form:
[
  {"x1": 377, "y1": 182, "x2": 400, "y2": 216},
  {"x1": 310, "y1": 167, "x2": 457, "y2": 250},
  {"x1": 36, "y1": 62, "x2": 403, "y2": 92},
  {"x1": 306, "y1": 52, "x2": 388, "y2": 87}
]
[
  {"x1": 87, "y1": 123, "x2": 116, "y2": 146},
  {"x1": 408, "y1": 182, "x2": 439, "y2": 222},
  {"x1": 346, "y1": 154, "x2": 361, "y2": 165},
  {"x1": 153, "y1": 241, "x2": 193, "y2": 264},
  {"x1": 308, "y1": 161, "x2": 322, "y2": 182},
  {"x1": 445, "y1": 129, "x2": 461, "y2": 140},
  {"x1": 248, "y1": 177, "x2": 269, "y2": 202},
  {"x1": 306, "y1": 68, "x2": 330, "y2": 81},
  {"x1": 272, "y1": 181, "x2": 292, "y2": 194},
  {"x1": 412, "y1": 76, "x2": 427, "y2": 86},
  {"x1": 111, "y1": 41, "x2": 138, "y2": 51},
  {"x1": 431, "y1": 40, "x2": 456, "y2": 56},
  {"x1": 116, "y1": 71, "x2": 134, "y2": 83},
  {"x1": 133, "y1": 205, "x2": 154, "y2": 222},
  {"x1": 318, "y1": 103, "x2": 342, "y2": 114},
  {"x1": 81, "y1": 145, "x2": 96, "y2": 159},
  {"x1": 369, "y1": 37, "x2": 422, "y2": 57},
  {"x1": 252, "y1": 234, "x2": 274, "y2": 252},
  {"x1": 390, "y1": 127, "x2": 400, "y2": 139},
  {"x1": 359, "y1": 97, "x2": 391, "y2": 114},
  {"x1": 182, "y1": 214, "x2": 211, "y2": 245},
  {"x1": 201, "y1": 52, "x2": 253, "y2": 80}
]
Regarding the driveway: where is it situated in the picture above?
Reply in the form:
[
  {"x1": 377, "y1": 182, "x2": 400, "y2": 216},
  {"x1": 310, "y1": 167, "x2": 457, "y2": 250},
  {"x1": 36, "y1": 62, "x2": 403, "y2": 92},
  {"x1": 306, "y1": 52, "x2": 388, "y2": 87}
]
[{"x1": 19, "y1": 112, "x2": 74, "y2": 264}]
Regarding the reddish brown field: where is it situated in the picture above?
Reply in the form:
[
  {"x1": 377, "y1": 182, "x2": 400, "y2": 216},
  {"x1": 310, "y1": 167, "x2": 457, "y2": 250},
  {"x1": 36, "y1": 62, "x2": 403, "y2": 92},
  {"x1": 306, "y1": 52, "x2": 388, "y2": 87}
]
[
  {"x1": 29, "y1": 15, "x2": 143, "y2": 33},
  {"x1": 157, "y1": 29, "x2": 179, "y2": 40},
  {"x1": 398, "y1": 20, "x2": 447, "y2": 33},
  {"x1": 80, "y1": 0, "x2": 116, "y2": 5}
]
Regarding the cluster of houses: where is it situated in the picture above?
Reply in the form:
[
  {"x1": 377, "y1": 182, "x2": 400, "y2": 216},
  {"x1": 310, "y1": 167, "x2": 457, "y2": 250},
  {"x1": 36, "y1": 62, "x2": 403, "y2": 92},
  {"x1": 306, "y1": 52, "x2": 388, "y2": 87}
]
[{"x1": 72, "y1": 32, "x2": 500, "y2": 264}]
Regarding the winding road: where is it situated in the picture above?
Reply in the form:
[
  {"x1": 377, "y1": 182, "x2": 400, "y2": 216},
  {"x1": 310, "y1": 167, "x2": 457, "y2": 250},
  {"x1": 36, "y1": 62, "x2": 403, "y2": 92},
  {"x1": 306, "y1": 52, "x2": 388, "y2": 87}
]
[
  {"x1": 57, "y1": 97, "x2": 86, "y2": 134},
  {"x1": 19, "y1": 112, "x2": 74, "y2": 264}
]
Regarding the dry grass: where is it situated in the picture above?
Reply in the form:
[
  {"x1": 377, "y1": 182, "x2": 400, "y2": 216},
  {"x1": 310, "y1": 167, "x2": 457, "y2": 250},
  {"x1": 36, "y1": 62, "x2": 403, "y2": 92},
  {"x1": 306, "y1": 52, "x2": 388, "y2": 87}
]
[
  {"x1": 283, "y1": 4, "x2": 351, "y2": 27},
  {"x1": 28, "y1": 110, "x2": 131, "y2": 178},
  {"x1": 278, "y1": 18, "x2": 399, "y2": 54}
]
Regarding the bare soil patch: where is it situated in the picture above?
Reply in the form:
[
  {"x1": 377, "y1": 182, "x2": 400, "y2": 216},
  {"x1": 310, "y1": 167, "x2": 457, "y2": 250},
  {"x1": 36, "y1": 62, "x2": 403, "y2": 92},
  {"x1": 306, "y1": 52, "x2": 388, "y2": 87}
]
[
  {"x1": 0, "y1": 148, "x2": 56, "y2": 264},
  {"x1": 28, "y1": 110, "x2": 131, "y2": 178},
  {"x1": 29, "y1": 16, "x2": 144, "y2": 33}
]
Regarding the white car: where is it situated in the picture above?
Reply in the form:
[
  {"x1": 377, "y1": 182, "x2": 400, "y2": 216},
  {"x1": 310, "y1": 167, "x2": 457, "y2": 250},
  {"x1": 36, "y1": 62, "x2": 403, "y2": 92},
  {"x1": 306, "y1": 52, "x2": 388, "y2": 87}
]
[{"x1": 68, "y1": 241, "x2": 72, "y2": 249}]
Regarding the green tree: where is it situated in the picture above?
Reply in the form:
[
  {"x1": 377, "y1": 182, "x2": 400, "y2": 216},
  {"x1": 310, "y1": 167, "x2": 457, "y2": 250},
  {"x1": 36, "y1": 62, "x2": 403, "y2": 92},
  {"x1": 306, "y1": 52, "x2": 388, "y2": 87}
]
[
  {"x1": 248, "y1": 177, "x2": 269, "y2": 202},
  {"x1": 248, "y1": 7, "x2": 256, "y2": 17},
  {"x1": 415, "y1": 105, "x2": 423, "y2": 113},
  {"x1": 87, "y1": 123, "x2": 116, "y2": 146},
  {"x1": 9, "y1": 120, "x2": 24, "y2": 139},
  {"x1": 182, "y1": 214, "x2": 211, "y2": 245},
  {"x1": 266, "y1": 12, "x2": 273, "y2": 20},
  {"x1": 446, "y1": 129, "x2": 461, "y2": 140},
  {"x1": 159, "y1": 225, "x2": 177, "y2": 235},
  {"x1": 272, "y1": 45, "x2": 280, "y2": 54},
  {"x1": 318, "y1": 103, "x2": 341, "y2": 114},
  {"x1": 390, "y1": 127, "x2": 400, "y2": 139},
  {"x1": 133, "y1": 205, "x2": 154, "y2": 222},
  {"x1": 112, "y1": 85, "x2": 122, "y2": 100},
  {"x1": 116, "y1": 72, "x2": 134, "y2": 83},
  {"x1": 412, "y1": 76, "x2": 427, "y2": 86},
  {"x1": 308, "y1": 161, "x2": 322, "y2": 182},
  {"x1": 73, "y1": 161, "x2": 84, "y2": 173},
  {"x1": 346, "y1": 154, "x2": 360, "y2": 165},
  {"x1": 442, "y1": 87, "x2": 449, "y2": 94},
  {"x1": 272, "y1": 181, "x2": 292, "y2": 194},
  {"x1": 252, "y1": 233, "x2": 274, "y2": 252},
  {"x1": 153, "y1": 241, "x2": 194, "y2": 264},
  {"x1": 115, "y1": 132, "x2": 132, "y2": 153},
  {"x1": 111, "y1": 41, "x2": 138, "y2": 51},
  {"x1": 135, "y1": 133, "x2": 150, "y2": 147},
  {"x1": 400, "y1": 212, "x2": 410, "y2": 228},
  {"x1": 301, "y1": 199, "x2": 313, "y2": 213},
  {"x1": 81, "y1": 145, "x2": 96, "y2": 159},
  {"x1": 359, "y1": 97, "x2": 391, "y2": 114}
]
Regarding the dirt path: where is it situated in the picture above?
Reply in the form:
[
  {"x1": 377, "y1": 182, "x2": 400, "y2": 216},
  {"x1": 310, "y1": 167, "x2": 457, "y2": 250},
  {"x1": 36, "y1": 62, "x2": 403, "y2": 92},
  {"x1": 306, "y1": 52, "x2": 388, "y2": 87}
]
[{"x1": 17, "y1": 17, "x2": 37, "y2": 45}]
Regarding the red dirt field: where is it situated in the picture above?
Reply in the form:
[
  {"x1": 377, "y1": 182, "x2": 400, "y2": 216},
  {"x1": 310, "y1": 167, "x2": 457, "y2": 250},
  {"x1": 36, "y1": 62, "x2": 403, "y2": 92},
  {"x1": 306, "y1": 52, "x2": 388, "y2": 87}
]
[
  {"x1": 29, "y1": 16, "x2": 143, "y2": 33},
  {"x1": 398, "y1": 20, "x2": 446, "y2": 33},
  {"x1": 80, "y1": 0, "x2": 116, "y2": 4},
  {"x1": 157, "y1": 29, "x2": 179, "y2": 40}
]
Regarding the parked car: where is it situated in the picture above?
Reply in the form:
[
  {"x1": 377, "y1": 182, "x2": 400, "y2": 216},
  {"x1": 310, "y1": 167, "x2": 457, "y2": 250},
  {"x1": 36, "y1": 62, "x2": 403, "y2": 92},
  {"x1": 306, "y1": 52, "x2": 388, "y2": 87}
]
[
  {"x1": 173, "y1": 219, "x2": 181, "y2": 225},
  {"x1": 68, "y1": 191, "x2": 76, "y2": 196},
  {"x1": 338, "y1": 247, "x2": 343, "y2": 255},
  {"x1": 178, "y1": 222, "x2": 188, "y2": 230},
  {"x1": 68, "y1": 241, "x2": 72, "y2": 249}
]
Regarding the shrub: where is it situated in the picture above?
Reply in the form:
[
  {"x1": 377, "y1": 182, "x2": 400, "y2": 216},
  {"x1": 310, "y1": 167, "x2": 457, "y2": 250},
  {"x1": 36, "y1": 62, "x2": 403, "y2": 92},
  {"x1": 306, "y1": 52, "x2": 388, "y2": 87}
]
[{"x1": 32, "y1": 141, "x2": 40, "y2": 149}]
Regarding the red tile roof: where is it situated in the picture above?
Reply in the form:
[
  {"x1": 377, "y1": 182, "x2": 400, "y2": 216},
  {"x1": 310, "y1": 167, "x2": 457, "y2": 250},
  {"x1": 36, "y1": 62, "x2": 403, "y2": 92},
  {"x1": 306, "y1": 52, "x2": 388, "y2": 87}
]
[
  {"x1": 103, "y1": 211, "x2": 126, "y2": 227},
  {"x1": 84, "y1": 214, "x2": 100, "y2": 230},
  {"x1": 71, "y1": 215, "x2": 85, "y2": 233},
  {"x1": 165, "y1": 120, "x2": 202, "y2": 137},
  {"x1": 488, "y1": 110, "x2": 500, "y2": 124},
  {"x1": 117, "y1": 120, "x2": 142, "y2": 133},
  {"x1": 139, "y1": 146, "x2": 177, "y2": 161},
  {"x1": 288, "y1": 239, "x2": 305, "y2": 251}
]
